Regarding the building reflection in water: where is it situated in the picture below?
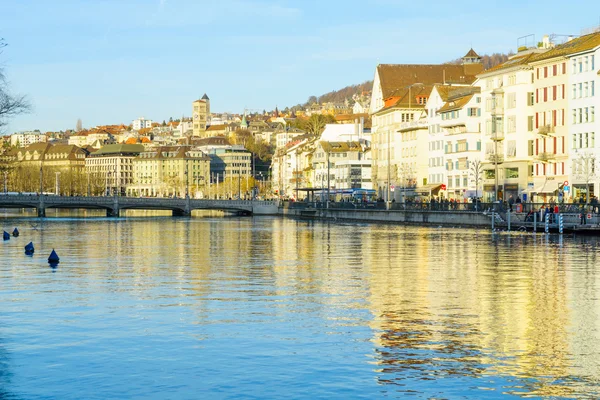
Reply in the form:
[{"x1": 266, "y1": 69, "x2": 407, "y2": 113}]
[
  {"x1": 4, "y1": 213, "x2": 600, "y2": 398},
  {"x1": 366, "y1": 230, "x2": 600, "y2": 397}
]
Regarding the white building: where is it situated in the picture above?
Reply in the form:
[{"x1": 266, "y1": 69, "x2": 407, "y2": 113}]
[
  {"x1": 132, "y1": 117, "x2": 153, "y2": 130},
  {"x1": 426, "y1": 86, "x2": 452, "y2": 195},
  {"x1": 566, "y1": 34, "x2": 599, "y2": 201},
  {"x1": 353, "y1": 101, "x2": 367, "y2": 114},
  {"x1": 10, "y1": 131, "x2": 47, "y2": 147},
  {"x1": 437, "y1": 87, "x2": 483, "y2": 200},
  {"x1": 369, "y1": 51, "x2": 483, "y2": 200},
  {"x1": 529, "y1": 42, "x2": 572, "y2": 202},
  {"x1": 477, "y1": 50, "x2": 543, "y2": 202},
  {"x1": 85, "y1": 144, "x2": 145, "y2": 196}
]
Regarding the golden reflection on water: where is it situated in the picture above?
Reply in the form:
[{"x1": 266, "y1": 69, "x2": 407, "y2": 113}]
[
  {"x1": 4, "y1": 212, "x2": 600, "y2": 397},
  {"x1": 362, "y1": 230, "x2": 600, "y2": 397},
  {"x1": 94, "y1": 219, "x2": 600, "y2": 396}
]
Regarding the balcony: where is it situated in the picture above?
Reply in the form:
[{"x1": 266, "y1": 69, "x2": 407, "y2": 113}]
[
  {"x1": 491, "y1": 104, "x2": 504, "y2": 115},
  {"x1": 490, "y1": 131, "x2": 504, "y2": 141},
  {"x1": 536, "y1": 152, "x2": 556, "y2": 163},
  {"x1": 537, "y1": 124, "x2": 555, "y2": 136},
  {"x1": 486, "y1": 153, "x2": 504, "y2": 164}
]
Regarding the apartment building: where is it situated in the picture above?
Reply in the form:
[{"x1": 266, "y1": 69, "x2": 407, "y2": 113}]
[
  {"x1": 566, "y1": 34, "x2": 600, "y2": 201},
  {"x1": 369, "y1": 50, "x2": 483, "y2": 200}
]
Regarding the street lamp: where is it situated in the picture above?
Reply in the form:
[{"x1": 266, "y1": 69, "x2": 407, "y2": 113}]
[
  {"x1": 55, "y1": 171, "x2": 61, "y2": 196},
  {"x1": 185, "y1": 161, "x2": 189, "y2": 199}
]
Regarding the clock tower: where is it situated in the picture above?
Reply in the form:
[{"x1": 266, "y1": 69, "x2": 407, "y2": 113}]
[{"x1": 192, "y1": 93, "x2": 210, "y2": 137}]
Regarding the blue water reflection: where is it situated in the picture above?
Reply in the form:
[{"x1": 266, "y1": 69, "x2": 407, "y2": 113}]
[{"x1": 1, "y1": 216, "x2": 600, "y2": 398}]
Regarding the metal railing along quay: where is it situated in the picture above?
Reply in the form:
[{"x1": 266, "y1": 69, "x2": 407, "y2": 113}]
[{"x1": 284, "y1": 200, "x2": 600, "y2": 215}]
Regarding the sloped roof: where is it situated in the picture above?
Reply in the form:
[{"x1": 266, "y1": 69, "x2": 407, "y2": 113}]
[
  {"x1": 206, "y1": 124, "x2": 227, "y2": 131},
  {"x1": 433, "y1": 85, "x2": 455, "y2": 102},
  {"x1": 464, "y1": 48, "x2": 480, "y2": 58},
  {"x1": 377, "y1": 62, "x2": 482, "y2": 99},
  {"x1": 480, "y1": 52, "x2": 536, "y2": 75},
  {"x1": 530, "y1": 31, "x2": 600, "y2": 63},
  {"x1": 320, "y1": 141, "x2": 363, "y2": 153},
  {"x1": 92, "y1": 144, "x2": 145, "y2": 155},
  {"x1": 137, "y1": 146, "x2": 210, "y2": 160},
  {"x1": 438, "y1": 94, "x2": 475, "y2": 113},
  {"x1": 377, "y1": 84, "x2": 434, "y2": 113},
  {"x1": 193, "y1": 136, "x2": 231, "y2": 146}
]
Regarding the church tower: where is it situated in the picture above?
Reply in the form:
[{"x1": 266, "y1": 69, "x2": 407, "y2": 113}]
[{"x1": 192, "y1": 93, "x2": 210, "y2": 137}]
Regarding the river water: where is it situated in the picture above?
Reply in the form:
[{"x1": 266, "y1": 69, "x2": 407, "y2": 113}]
[{"x1": 1, "y1": 214, "x2": 600, "y2": 399}]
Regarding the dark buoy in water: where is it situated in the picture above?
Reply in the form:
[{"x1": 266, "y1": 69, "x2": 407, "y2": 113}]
[
  {"x1": 48, "y1": 249, "x2": 60, "y2": 265},
  {"x1": 25, "y1": 242, "x2": 35, "y2": 254},
  {"x1": 3, "y1": 231, "x2": 9, "y2": 241},
  {"x1": 12, "y1": 228, "x2": 19, "y2": 237}
]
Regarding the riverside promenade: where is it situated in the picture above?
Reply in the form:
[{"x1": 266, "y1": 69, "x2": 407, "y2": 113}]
[
  {"x1": 2, "y1": 194, "x2": 599, "y2": 233},
  {"x1": 282, "y1": 200, "x2": 600, "y2": 233}
]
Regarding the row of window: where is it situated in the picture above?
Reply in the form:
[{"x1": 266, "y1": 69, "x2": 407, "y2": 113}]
[
  {"x1": 572, "y1": 132, "x2": 596, "y2": 149},
  {"x1": 428, "y1": 173, "x2": 444, "y2": 184},
  {"x1": 446, "y1": 160, "x2": 469, "y2": 171},
  {"x1": 535, "y1": 110, "x2": 566, "y2": 129},
  {"x1": 447, "y1": 175, "x2": 469, "y2": 188},
  {"x1": 536, "y1": 85, "x2": 566, "y2": 103},
  {"x1": 483, "y1": 167, "x2": 521, "y2": 179},
  {"x1": 401, "y1": 147, "x2": 417, "y2": 158},
  {"x1": 572, "y1": 55, "x2": 595, "y2": 74},
  {"x1": 572, "y1": 106, "x2": 596, "y2": 124},
  {"x1": 536, "y1": 62, "x2": 567, "y2": 80},
  {"x1": 534, "y1": 136, "x2": 566, "y2": 155},
  {"x1": 429, "y1": 140, "x2": 444, "y2": 151},
  {"x1": 572, "y1": 158, "x2": 596, "y2": 175},
  {"x1": 445, "y1": 141, "x2": 482, "y2": 153},
  {"x1": 429, "y1": 157, "x2": 444, "y2": 167},
  {"x1": 572, "y1": 81, "x2": 595, "y2": 99},
  {"x1": 441, "y1": 110, "x2": 460, "y2": 120},
  {"x1": 535, "y1": 162, "x2": 565, "y2": 177}
]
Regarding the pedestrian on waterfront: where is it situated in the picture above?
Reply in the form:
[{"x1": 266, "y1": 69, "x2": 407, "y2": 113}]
[
  {"x1": 548, "y1": 205, "x2": 554, "y2": 223},
  {"x1": 508, "y1": 195, "x2": 514, "y2": 212},
  {"x1": 591, "y1": 196, "x2": 599, "y2": 213},
  {"x1": 516, "y1": 195, "x2": 522, "y2": 204},
  {"x1": 581, "y1": 206, "x2": 587, "y2": 225}
]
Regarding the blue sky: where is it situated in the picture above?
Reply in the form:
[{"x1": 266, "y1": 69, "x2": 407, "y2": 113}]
[{"x1": 1, "y1": 0, "x2": 597, "y2": 132}]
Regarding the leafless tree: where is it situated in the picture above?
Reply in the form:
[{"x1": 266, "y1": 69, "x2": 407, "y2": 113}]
[
  {"x1": 469, "y1": 159, "x2": 483, "y2": 199},
  {"x1": 574, "y1": 151, "x2": 597, "y2": 204},
  {"x1": 0, "y1": 39, "x2": 30, "y2": 132}
]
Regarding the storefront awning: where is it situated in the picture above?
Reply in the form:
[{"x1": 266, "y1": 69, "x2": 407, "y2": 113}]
[
  {"x1": 531, "y1": 186, "x2": 558, "y2": 194},
  {"x1": 415, "y1": 184, "x2": 443, "y2": 195}
]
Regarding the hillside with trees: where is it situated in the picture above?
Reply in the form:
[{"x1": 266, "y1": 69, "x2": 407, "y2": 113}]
[{"x1": 286, "y1": 52, "x2": 512, "y2": 112}]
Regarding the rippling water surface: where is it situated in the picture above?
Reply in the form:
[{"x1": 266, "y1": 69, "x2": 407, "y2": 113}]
[{"x1": 2, "y1": 214, "x2": 600, "y2": 399}]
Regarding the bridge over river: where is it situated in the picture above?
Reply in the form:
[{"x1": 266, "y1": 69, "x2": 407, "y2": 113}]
[{"x1": 0, "y1": 195, "x2": 279, "y2": 217}]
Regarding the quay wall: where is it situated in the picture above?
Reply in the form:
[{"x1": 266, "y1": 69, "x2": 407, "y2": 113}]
[{"x1": 281, "y1": 207, "x2": 492, "y2": 226}]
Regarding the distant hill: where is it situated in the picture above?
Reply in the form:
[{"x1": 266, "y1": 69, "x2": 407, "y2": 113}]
[
  {"x1": 316, "y1": 81, "x2": 373, "y2": 104},
  {"x1": 287, "y1": 52, "x2": 512, "y2": 112}
]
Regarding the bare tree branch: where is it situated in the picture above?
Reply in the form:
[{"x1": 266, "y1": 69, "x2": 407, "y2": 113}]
[{"x1": 0, "y1": 38, "x2": 31, "y2": 131}]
